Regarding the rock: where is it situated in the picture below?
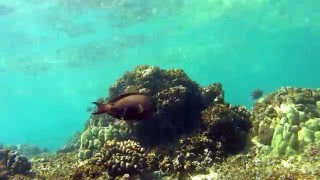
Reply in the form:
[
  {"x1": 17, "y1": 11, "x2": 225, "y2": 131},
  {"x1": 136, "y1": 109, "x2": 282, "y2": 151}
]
[{"x1": 0, "y1": 149, "x2": 32, "y2": 179}]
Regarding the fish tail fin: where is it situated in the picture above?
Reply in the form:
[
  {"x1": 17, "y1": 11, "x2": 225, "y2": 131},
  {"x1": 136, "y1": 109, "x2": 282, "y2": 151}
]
[{"x1": 92, "y1": 102, "x2": 107, "y2": 115}]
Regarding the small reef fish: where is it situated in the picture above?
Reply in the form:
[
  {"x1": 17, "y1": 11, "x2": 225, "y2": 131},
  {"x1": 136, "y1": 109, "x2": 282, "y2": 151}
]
[
  {"x1": 251, "y1": 89, "x2": 263, "y2": 99},
  {"x1": 92, "y1": 92, "x2": 156, "y2": 120}
]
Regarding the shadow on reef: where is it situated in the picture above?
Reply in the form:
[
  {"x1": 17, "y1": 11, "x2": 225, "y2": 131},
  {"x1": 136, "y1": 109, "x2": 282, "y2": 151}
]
[{"x1": 69, "y1": 65, "x2": 252, "y2": 179}]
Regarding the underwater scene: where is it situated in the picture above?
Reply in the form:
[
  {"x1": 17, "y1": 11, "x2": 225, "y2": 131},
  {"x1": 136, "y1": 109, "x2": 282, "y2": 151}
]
[{"x1": 1, "y1": 0, "x2": 320, "y2": 179}]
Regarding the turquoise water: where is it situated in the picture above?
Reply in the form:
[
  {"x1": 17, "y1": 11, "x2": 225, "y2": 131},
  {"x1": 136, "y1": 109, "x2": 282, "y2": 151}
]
[{"x1": 0, "y1": 0, "x2": 319, "y2": 151}]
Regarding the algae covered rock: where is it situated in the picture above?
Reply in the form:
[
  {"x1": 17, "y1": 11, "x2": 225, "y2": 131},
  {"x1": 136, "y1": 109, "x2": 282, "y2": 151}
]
[
  {"x1": 0, "y1": 148, "x2": 33, "y2": 179},
  {"x1": 107, "y1": 65, "x2": 206, "y2": 146},
  {"x1": 30, "y1": 152, "x2": 80, "y2": 179},
  {"x1": 251, "y1": 86, "x2": 320, "y2": 156},
  {"x1": 79, "y1": 65, "x2": 229, "y2": 160},
  {"x1": 73, "y1": 65, "x2": 253, "y2": 179},
  {"x1": 201, "y1": 104, "x2": 252, "y2": 154}
]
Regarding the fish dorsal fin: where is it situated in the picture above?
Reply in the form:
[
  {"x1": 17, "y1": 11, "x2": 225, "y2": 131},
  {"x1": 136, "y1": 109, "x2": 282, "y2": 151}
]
[{"x1": 108, "y1": 92, "x2": 147, "y2": 103}]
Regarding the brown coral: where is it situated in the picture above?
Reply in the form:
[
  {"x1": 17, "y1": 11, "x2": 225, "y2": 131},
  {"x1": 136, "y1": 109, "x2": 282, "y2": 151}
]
[
  {"x1": 160, "y1": 133, "x2": 226, "y2": 178},
  {"x1": 71, "y1": 140, "x2": 156, "y2": 179},
  {"x1": 201, "y1": 103, "x2": 252, "y2": 154}
]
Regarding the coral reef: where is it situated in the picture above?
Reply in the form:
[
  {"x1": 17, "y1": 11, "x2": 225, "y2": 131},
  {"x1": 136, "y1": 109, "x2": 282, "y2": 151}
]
[
  {"x1": 7, "y1": 65, "x2": 320, "y2": 180},
  {"x1": 251, "y1": 87, "x2": 320, "y2": 156},
  {"x1": 72, "y1": 135, "x2": 226, "y2": 179},
  {"x1": 48, "y1": 84, "x2": 320, "y2": 179},
  {"x1": 0, "y1": 148, "x2": 33, "y2": 179},
  {"x1": 31, "y1": 152, "x2": 79, "y2": 179},
  {"x1": 156, "y1": 133, "x2": 226, "y2": 179},
  {"x1": 71, "y1": 65, "x2": 252, "y2": 179},
  {"x1": 78, "y1": 65, "x2": 214, "y2": 160},
  {"x1": 78, "y1": 120, "x2": 132, "y2": 160},
  {"x1": 72, "y1": 140, "x2": 153, "y2": 179},
  {"x1": 193, "y1": 143, "x2": 320, "y2": 179},
  {"x1": 201, "y1": 103, "x2": 252, "y2": 154}
]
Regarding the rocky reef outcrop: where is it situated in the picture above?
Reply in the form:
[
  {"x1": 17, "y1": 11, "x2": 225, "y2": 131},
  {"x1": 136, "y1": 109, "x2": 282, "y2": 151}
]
[
  {"x1": 0, "y1": 147, "x2": 33, "y2": 179},
  {"x1": 72, "y1": 65, "x2": 252, "y2": 179},
  {"x1": 192, "y1": 87, "x2": 320, "y2": 179},
  {"x1": 26, "y1": 66, "x2": 320, "y2": 179}
]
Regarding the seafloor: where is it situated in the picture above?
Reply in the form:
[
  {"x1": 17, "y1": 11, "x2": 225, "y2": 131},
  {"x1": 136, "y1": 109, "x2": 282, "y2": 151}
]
[{"x1": 1, "y1": 65, "x2": 319, "y2": 180}]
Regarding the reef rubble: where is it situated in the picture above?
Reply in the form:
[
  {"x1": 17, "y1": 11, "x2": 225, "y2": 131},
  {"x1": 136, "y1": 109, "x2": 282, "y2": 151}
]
[{"x1": 25, "y1": 66, "x2": 319, "y2": 179}]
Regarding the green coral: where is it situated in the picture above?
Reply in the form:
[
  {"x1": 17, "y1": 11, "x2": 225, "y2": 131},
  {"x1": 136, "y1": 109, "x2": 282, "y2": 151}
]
[
  {"x1": 252, "y1": 87, "x2": 320, "y2": 157},
  {"x1": 78, "y1": 123, "x2": 131, "y2": 160}
]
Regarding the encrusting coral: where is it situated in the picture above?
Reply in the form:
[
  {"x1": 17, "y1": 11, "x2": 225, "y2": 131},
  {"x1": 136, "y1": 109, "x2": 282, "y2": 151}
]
[{"x1": 71, "y1": 140, "x2": 153, "y2": 179}]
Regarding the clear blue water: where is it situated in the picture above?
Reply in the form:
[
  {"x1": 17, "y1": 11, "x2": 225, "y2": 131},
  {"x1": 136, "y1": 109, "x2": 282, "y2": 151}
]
[{"x1": 0, "y1": 0, "x2": 319, "y2": 151}]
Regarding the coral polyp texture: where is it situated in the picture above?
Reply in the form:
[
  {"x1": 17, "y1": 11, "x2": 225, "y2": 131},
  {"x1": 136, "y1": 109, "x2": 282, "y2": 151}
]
[
  {"x1": 251, "y1": 87, "x2": 320, "y2": 156},
  {"x1": 26, "y1": 66, "x2": 320, "y2": 179}
]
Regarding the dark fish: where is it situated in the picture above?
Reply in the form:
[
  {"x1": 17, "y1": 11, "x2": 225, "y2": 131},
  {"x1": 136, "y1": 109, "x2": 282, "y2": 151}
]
[
  {"x1": 251, "y1": 89, "x2": 263, "y2": 99},
  {"x1": 0, "y1": 5, "x2": 14, "y2": 16},
  {"x1": 92, "y1": 92, "x2": 156, "y2": 120}
]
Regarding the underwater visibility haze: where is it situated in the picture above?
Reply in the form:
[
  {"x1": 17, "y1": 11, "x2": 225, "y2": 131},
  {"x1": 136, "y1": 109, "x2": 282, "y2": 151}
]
[{"x1": 0, "y1": 0, "x2": 320, "y2": 179}]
